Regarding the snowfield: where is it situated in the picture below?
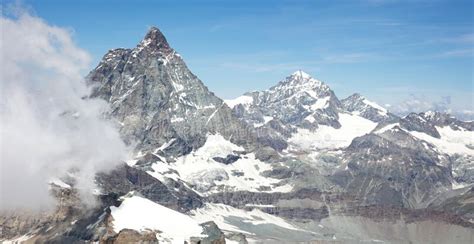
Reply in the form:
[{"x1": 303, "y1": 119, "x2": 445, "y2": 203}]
[
  {"x1": 289, "y1": 113, "x2": 377, "y2": 150},
  {"x1": 110, "y1": 194, "x2": 204, "y2": 243},
  {"x1": 146, "y1": 134, "x2": 292, "y2": 194},
  {"x1": 410, "y1": 126, "x2": 474, "y2": 155},
  {"x1": 191, "y1": 203, "x2": 300, "y2": 234},
  {"x1": 224, "y1": 95, "x2": 254, "y2": 109}
]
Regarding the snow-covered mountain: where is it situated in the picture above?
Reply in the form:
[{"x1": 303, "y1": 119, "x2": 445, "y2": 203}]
[
  {"x1": 226, "y1": 70, "x2": 342, "y2": 129},
  {"x1": 3, "y1": 27, "x2": 474, "y2": 244},
  {"x1": 226, "y1": 71, "x2": 393, "y2": 151}
]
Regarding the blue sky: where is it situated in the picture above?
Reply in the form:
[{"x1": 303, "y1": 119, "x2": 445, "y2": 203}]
[{"x1": 5, "y1": 0, "x2": 474, "y2": 116}]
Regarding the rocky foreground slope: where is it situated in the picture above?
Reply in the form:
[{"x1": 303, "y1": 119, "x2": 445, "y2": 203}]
[{"x1": 1, "y1": 27, "x2": 473, "y2": 243}]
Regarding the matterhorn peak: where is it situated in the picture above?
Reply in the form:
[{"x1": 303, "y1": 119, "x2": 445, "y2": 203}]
[{"x1": 139, "y1": 26, "x2": 171, "y2": 50}]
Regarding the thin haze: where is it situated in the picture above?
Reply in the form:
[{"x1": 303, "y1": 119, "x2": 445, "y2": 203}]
[{"x1": 0, "y1": 9, "x2": 130, "y2": 210}]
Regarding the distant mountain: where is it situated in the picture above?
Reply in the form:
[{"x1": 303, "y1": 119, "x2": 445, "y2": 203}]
[
  {"x1": 226, "y1": 70, "x2": 342, "y2": 129},
  {"x1": 226, "y1": 70, "x2": 395, "y2": 151},
  {"x1": 341, "y1": 93, "x2": 398, "y2": 122},
  {"x1": 226, "y1": 70, "x2": 473, "y2": 210}
]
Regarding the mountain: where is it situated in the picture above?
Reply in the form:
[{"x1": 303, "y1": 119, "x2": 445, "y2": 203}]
[
  {"x1": 87, "y1": 27, "x2": 261, "y2": 157},
  {"x1": 226, "y1": 69, "x2": 472, "y2": 210},
  {"x1": 226, "y1": 70, "x2": 342, "y2": 129},
  {"x1": 2, "y1": 27, "x2": 474, "y2": 243},
  {"x1": 341, "y1": 93, "x2": 398, "y2": 122},
  {"x1": 226, "y1": 71, "x2": 392, "y2": 151}
]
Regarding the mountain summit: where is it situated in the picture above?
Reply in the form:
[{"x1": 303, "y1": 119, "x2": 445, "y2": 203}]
[
  {"x1": 226, "y1": 70, "x2": 342, "y2": 129},
  {"x1": 139, "y1": 26, "x2": 171, "y2": 51},
  {"x1": 341, "y1": 93, "x2": 396, "y2": 122},
  {"x1": 87, "y1": 27, "x2": 257, "y2": 156}
]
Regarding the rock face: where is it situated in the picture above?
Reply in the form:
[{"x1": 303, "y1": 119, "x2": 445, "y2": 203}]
[
  {"x1": 87, "y1": 27, "x2": 257, "y2": 155},
  {"x1": 102, "y1": 229, "x2": 159, "y2": 244},
  {"x1": 193, "y1": 221, "x2": 226, "y2": 244},
  {"x1": 96, "y1": 164, "x2": 203, "y2": 212},
  {"x1": 334, "y1": 131, "x2": 452, "y2": 208},
  {"x1": 421, "y1": 111, "x2": 474, "y2": 131}
]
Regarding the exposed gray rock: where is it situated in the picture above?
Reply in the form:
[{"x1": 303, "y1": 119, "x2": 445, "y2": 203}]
[
  {"x1": 195, "y1": 221, "x2": 226, "y2": 244},
  {"x1": 420, "y1": 111, "x2": 474, "y2": 131},
  {"x1": 333, "y1": 129, "x2": 453, "y2": 208},
  {"x1": 225, "y1": 232, "x2": 248, "y2": 244},
  {"x1": 212, "y1": 154, "x2": 241, "y2": 165},
  {"x1": 96, "y1": 163, "x2": 203, "y2": 212},
  {"x1": 341, "y1": 93, "x2": 398, "y2": 122},
  {"x1": 400, "y1": 113, "x2": 441, "y2": 138},
  {"x1": 101, "y1": 229, "x2": 159, "y2": 244}
]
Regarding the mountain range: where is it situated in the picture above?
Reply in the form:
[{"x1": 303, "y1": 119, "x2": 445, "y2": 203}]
[{"x1": 2, "y1": 27, "x2": 473, "y2": 243}]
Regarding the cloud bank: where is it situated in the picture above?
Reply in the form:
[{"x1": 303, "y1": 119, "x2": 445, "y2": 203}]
[
  {"x1": 388, "y1": 94, "x2": 474, "y2": 121},
  {"x1": 0, "y1": 10, "x2": 129, "y2": 210}
]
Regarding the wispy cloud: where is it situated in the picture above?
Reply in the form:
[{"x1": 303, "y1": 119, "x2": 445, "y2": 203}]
[
  {"x1": 439, "y1": 33, "x2": 474, "y2": 44},
  {"x1": 437, "y1": 48, "x2": 474, "y2": 57},
  {"x1": 0, "y1": 8, "x2": 129, "y2": 211},
  {"x1": 387, "y1": 94, "x2": 474, "y2": 120}
]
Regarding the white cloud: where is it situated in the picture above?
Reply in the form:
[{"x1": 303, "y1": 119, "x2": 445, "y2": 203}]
[
  {"x1": 391, "y1": 94, "x2": 450, "y2": 113},
  {"x1": 0, "y1": 10, "x2": 129, "y2": 210},
  {"x1": 390, "y1": 95, "x2": 474, "y2": 120}
]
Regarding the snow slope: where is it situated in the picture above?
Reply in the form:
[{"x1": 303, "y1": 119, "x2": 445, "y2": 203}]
[
  {"x1": 410, "y1": 126, "x2": 474, "y2": 155},
  {"x1": 191, "y1": 203, "x2": 299, "y2": 234},
  {"x1": 289, "y1": 113, "x2": 377, "y2": 150},
  {"x1": 110, "y1": 194, "x2": 204, "y2": 243},
  {"x1": 224, "y1": 95, "x2": 254, "y2": 109},
  {"x1": 147, "y1": 134, "x2": 292, "y2": 194},
  {"x1": 362, "y1": 98, "x2": 388, "y2": 116}
]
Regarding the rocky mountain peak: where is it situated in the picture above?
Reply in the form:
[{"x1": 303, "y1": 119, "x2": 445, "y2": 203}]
[
  {"x1": 273, "y1": 70, "x2": 327, "y2": 92},
  {"x1": 419, "y1": 111, "x2": 474, "y2": 131},
  {"x1": 341, "y1": 92, "x2": 393, "y2": 122},
  {"x1": 345, "y1": 93, "x2": 363, "y2": 100},
  {"x1": 291, "y1": 70, "x2": 312, "y2": 79},
  {"x1": 138, "y1": 26, "x2": 171, "y2": 51},
  {"x1": 87, "y1": 28, "x2": 258, "y2": 154}
]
